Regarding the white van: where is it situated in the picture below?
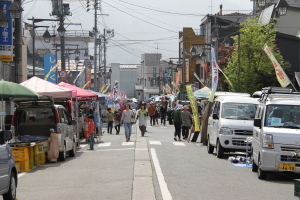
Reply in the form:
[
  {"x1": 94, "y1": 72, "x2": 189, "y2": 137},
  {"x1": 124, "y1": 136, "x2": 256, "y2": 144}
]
[
  {"x1": 252, "y1": 87, "x2": 300, "y2": 179},
  {"x1": 11, "y1": 98, "x2": 77, "y2": 161},
  {"x1": 207, "y1": 94, "x2": 258, "y2": 158}
]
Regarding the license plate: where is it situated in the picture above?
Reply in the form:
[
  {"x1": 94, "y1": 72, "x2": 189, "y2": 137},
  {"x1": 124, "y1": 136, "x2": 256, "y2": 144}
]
[{"x1": 279, "y1": 163, "x2": 296, "y2": 171}]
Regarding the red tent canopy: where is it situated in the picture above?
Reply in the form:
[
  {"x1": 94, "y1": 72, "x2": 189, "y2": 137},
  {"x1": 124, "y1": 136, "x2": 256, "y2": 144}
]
[{"x1": 58, "y1": 83, "x2": 98, "y2": 102}]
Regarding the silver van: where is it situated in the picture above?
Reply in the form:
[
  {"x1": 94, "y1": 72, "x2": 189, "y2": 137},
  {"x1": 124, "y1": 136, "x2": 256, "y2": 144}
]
[
  {"x1": 207, "y1": 95, "x2": 258, "y2": 158},
  {"x1": 11, "y1": 98, "x2": 77, "y2": 161},
  {"x1": 0, "y1": 130, "x2": 18, "y2": 200}
]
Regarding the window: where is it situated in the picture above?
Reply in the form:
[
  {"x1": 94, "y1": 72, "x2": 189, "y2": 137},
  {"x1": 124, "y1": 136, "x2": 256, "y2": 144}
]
[
  {"x1": 221, "y1": 103, "x2": 257, "y2": 120},
  {"x1": 265, "y1": 105, "x2": 300, "y2": 128}
]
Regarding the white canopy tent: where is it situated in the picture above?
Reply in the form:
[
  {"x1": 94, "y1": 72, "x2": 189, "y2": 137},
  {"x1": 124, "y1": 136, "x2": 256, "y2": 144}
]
[{"x1": 21, "y1": 76, "x2": 73, "y2": 99}]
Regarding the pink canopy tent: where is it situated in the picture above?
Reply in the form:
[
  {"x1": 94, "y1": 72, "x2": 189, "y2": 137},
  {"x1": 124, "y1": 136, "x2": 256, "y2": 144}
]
[
  {"x1": 21, "y1": 76, "x2": 76, "y2": 99},
  {"x1": 58, "y1": 83, "x2": 98, "y2": 102}
]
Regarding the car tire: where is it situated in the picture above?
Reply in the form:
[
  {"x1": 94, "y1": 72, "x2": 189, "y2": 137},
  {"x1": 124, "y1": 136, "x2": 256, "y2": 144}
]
[
  {"x1": 257, "y1": 156, "x2": 267, "y2": 179},
  {"x1": 59, "y1": 144, "x2": 66, "y2": 161},
  {"x1": 207, "y1": 136, "x2": 214, "y2": 154},
  {"x1": 68, "y1": 141, "x2": 76, "y2": 157},
  {"x1": 216, "y1": 139, "x2": 224, "y2": 158},
  {"x1": 3, "y1": 171, "x2": 17, "y2": 200}
]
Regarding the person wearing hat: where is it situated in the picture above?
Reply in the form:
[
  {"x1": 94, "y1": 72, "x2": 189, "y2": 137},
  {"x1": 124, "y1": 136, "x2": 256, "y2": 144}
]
[{"x1": 171, "y1": 105, "x2": 184, "y2": 141}]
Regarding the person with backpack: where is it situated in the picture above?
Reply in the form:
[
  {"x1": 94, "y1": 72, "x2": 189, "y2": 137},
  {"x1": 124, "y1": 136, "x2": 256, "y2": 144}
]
[{"x1": 172, "y1": 105, "x2": 184, "y2": 141}]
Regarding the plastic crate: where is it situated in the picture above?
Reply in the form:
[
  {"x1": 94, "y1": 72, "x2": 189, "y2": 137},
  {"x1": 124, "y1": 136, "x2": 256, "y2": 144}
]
[
  {"x1": 15, "y1": 159, "x2": 30, "y2": 172},
  {"x1": 34, "y1": 155, "x2": 40, "y2": 166},
  {"x1": 38, "y1": 152, "x2": 46, "y2": 164},
  {"x1": 34, "y1": 145, "x2": 44, "y2": 154},
  {"x1": 11, "y1": 147, "x2": 30, "y2": 160}
]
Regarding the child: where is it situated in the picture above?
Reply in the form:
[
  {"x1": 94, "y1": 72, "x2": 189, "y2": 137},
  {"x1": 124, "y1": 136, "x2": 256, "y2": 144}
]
[
  {"x1": 106, "y1": 108, "x2": 114, "y2": 134},
  {"x1": 87, "y1": 115, "x2": 95, "y2": 150},
  {"x1": 114, "y1": 109, "x2": 122, "y2": 135}
]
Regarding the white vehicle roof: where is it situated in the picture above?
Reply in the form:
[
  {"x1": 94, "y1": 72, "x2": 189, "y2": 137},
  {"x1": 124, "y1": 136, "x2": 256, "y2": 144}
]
[
  {"x1": 215, "y1": 96, "x2": 259, "y2": 104},
  {"x1": 215, "y1": 92, "x2": 250, "y2": 97},
  {"x1": 265, "y1": 98, "x2": 300, "y2": 106}
]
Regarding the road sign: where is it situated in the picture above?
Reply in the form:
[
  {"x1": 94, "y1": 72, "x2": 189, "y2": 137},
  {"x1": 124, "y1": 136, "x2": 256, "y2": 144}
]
[
  {"x1": 58, "y1": 78, "x2": 68, "y2": 83},
  {"x1": 59, "y1": 70, "x2": 67, "y2": 78}
]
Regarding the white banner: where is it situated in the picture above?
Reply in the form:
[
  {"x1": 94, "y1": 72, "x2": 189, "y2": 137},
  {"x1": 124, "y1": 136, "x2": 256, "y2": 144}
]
[{"x1": 209, "y1": 47, "x2": 219, "y2": 102}]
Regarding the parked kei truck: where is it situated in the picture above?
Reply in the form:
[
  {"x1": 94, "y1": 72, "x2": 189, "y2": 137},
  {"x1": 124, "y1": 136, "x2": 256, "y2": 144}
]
[
  {"x1": 252, "y1": 87, "x2": 300, "y2": 179},
  {"x1": 11, "y1": 97, "x2": 77, "y2": 161}
]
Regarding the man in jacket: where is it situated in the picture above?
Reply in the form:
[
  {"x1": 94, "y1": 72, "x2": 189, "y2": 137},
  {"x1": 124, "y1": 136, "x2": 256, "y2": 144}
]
[{"x1": 148, "y1": 102, "x2": 156, "y2": 126}]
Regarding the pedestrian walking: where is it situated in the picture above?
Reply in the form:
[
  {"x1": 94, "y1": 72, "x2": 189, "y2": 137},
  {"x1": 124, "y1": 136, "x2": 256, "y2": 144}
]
[
  {"x1": 121, "y1": 104, "x2": 134, "y2": 142},
  {"x1": 160, "y1": 103, "x2": 168, "y2": 126},
  {"x1": 172, "y1": 105, "x2": 184, "y2": 141},
  {"x1": 148, "y1": 102, "x2": 156, "y2": 126},
  {"x1": 106, "y1": 108, "x2": 114, "y2": 134},
  {"x1": 87, "y1": 115, "x2": 95, "y2": 150},
  {"x1": 114, "y1": 109, "x2": 122, "y2": 134},
  {"x1": 136, "y1": 104, "x2": 148, "y2": 136},
  {"x1": 182, "y1": 105, "x2": 193, "y2": 140}
]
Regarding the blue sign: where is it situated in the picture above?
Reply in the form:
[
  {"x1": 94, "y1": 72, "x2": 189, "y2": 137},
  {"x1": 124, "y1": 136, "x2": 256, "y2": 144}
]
[
  {"x1": 0, "y1": 1, "x2": 13, "y2": 62},
  {"x1": 44, "y1": 54, "x2": 57, "y2": 83}
]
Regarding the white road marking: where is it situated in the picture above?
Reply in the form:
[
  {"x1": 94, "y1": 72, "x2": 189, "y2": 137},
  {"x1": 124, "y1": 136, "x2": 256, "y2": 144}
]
[
  {"x1": 173, "y1": 142, "x2": 186, "y2": 146},
  {"x1": 97, "y1": 142, "x2": 111, "y2": 147},
  {"x1": 80, "y1": 144, "x2": 88, "y2": 148},
  {"x1": 161, "y1": 127, "x2": 168, "y2": 128},
  {"x1": 122, "y1": 142, "x2": 135, "y2": 146},
  {"x1": 96, "y1": 148, "x2": 134, "y2": 151},
  {"x1": 150, "y1": 148, "x2": 172, "y2": 200},
  {"x1": 149, "y1": 141, "x2": 162, "y2": 145}
]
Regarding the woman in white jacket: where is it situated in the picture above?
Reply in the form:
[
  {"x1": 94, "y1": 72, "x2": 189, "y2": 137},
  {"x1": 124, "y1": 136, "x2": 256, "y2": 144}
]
[{"x1": 136, "y1": 104, "x2": 148, "y2": 136}]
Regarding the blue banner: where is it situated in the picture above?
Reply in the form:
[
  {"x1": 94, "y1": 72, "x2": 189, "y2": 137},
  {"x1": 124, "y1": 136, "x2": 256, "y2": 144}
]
[
  {"x1": 44, "y1": 54, "x2": 57, "y2": 83},
  {"x1": 0, "y1": 1, "x2": 13, "y2": 62}
]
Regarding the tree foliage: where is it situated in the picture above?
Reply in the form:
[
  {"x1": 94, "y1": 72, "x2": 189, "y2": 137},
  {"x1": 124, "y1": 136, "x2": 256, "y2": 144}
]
[{"x1": 223, "y1": 17, "x2": 285, "y2": 94}]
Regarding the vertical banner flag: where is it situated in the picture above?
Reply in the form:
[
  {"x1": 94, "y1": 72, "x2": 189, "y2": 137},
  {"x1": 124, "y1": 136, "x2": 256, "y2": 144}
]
[
  {"x1": 263, "y1": 44, "x2": 291, "y2": 87},
  {"x1": 0, "y1": 1, "x2": 13, "y2": 62},
  {"x1": 85, "y1": 67, "x2": 92, "y2": 88},
  {"x1": 209, "y1": 47, "x2": 219, "y2": 102},
  {"x1": 186, "y1": 85, "x2": 200, "y2": 132},
  {"x1": 185, "y1": 59, "x2": 189, "y2": 82},
  {"x1": 44, "y1": 55, "x2": 57, "y2": 83}
]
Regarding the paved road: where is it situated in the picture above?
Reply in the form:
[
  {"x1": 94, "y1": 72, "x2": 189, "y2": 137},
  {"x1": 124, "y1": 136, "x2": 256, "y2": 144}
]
[{"x1": 15, "y1": 122, "x2": 298, "y2": 200}]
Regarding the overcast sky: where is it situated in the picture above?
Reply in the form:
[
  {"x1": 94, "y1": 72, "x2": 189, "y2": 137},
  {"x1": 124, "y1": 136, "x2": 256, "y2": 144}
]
[{"x1": 23, "y1": 0, "x2": 254, "y2": 65}]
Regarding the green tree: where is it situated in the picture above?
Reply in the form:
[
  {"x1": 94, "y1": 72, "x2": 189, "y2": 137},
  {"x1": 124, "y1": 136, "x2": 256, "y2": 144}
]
[{"x1": 224, "y1": 17, "x2": 286, "y2": 94}]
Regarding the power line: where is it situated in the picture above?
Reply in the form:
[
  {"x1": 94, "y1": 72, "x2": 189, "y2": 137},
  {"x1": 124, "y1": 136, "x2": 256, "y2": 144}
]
[
  {"x1": 102, "y1": 0, "x2": 177, "y2": 33},
  {"x1": 117, "y1": 0, "x2": 207, "y2": 16}
]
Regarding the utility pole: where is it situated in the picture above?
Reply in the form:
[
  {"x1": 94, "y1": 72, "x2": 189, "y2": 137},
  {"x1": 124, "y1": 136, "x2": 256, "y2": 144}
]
[
  {"x1": 14, "y1": 0, "x2": 22, "y2": 83},
  {"x1": 93, "y1": 0, "x2": 98, "y2": 92},
  {"x1": 103, "y1": 28, "x2": 106, "y2": 85}
]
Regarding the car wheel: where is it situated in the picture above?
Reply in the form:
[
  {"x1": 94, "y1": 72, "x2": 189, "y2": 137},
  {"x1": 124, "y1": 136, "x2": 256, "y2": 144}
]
[
  {"x1": 3, "y1": 171, "x2": 17, "y2": 200},
  {"x1": 207, "y1": 136, "x2": 214, "y2": 154},
  {"x1": 257, "y1": 156, "x2": 267, "y2": 179},
  {"x1": 216, "y1": 139, "x2": 224, "y2": 158},
  {"x1": 68, "y1": 141, "x2": 76, "y2": 157},
  {"x1": 59, "y1": 144, "x2": 66, "y2": 161}
]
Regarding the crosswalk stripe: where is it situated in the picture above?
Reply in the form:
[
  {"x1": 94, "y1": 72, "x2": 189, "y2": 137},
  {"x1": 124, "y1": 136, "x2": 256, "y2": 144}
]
[
  {"x1": 80, "y1": 144, "x2": 87, "y2": 148},
  {"x1": 122, "y1": 142, "x2": 135, "y2": 146},
  {"x1": 97, "y1": 142, "x2": 111, "y2": 147},
  {"x1": 149, "y1": 141, "x2": 162, "y2": 145},
  {"x1": 173, "y1": 142, "x2": 186, "y2": 146}
]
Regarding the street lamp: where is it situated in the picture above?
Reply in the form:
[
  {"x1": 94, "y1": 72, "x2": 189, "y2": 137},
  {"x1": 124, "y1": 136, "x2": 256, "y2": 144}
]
[
  {"x1": 42, "y1": 29, "x2": 51, "y2": 43},
  {"x1": 7, "y1": 1, "x2": 23, "y2": 19},
  {"x1": 223, "y1": 36, "x2": 231, "y2": 47},
  {"x1": 211, "y1": 30, "x2": 218, "y2": 42},
  {"x1": 57, "y1": 23, "x2": 65, "y2": 37},
  {"x1": 75, "y1": 47, "x2": 80, "y2": 57},
  {"x1": 84, "y1": 48, "x2": 89, "y2": 60},
  {"x1": 0, "y1": 5, "x2": 9, "y2": 28}
]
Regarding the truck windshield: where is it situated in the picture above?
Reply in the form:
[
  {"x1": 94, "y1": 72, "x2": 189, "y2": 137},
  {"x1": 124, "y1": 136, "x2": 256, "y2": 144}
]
[
  {"x1": 265, "y1": 105, "x2": 300, "y2": 128},
  {"x1": 221, "y1": 103, "x2": 257, "y2": 120}
]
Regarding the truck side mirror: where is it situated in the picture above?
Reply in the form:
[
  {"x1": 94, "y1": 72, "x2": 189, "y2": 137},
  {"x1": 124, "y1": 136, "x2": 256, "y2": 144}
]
[
  {"x1": 213, "y1": 113, "x2": 219, "y2": 120},
  {"x1": 0, "y1": 130, "x2": 12, "y2": 144},
  {"x1": 254, "y1": 118, "x2": 261, "y2": 127}
]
